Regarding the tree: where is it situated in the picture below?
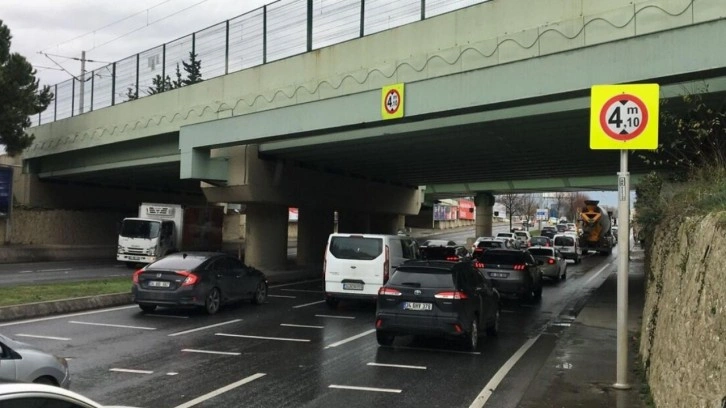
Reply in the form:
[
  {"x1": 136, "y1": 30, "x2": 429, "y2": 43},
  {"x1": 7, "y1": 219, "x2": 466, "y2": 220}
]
[
  {"x1": 182, "y1": 51, "x2": 202, "y2": 85},
  {"x1": 553, "y1": 192, "x2": 568, "y2": 218},
  {"x1": 498, "y1": 193, "x2": 521, "y2": 232},
  {"x1": 564, "y1": 192, "x2": 591, "y2": 222},
  {"x1": 125, "y1": 87, "x2": 138, "y2": 101},
  {"x1": 516, "y1": 193, "x2": 538, "y2": 231},
  {"x1": 172, "y1": 63, "x2": 183, "y2": 89},
  {"x1": 0, "y1": 20, "x2": 53, "y2": 156},
  {"x1": 147, "y1": 74, "x2": 173, "y2": 95}
]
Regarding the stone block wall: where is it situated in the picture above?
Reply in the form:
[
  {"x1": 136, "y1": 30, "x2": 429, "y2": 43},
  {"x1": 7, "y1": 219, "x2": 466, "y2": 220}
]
[{"x1": 640, "y1": 212, "x2": 726, "y2": 408}]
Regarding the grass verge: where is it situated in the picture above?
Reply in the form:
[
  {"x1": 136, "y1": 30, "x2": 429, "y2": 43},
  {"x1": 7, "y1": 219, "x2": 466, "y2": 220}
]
[{"x1": 0, "y1": 277, "x2": 131, "y2": 307}]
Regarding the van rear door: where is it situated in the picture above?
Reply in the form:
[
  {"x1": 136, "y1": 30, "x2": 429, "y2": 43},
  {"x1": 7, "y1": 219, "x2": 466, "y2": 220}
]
[{"x1": 325, "y1": 235, "x2": 386, "y2": 297}]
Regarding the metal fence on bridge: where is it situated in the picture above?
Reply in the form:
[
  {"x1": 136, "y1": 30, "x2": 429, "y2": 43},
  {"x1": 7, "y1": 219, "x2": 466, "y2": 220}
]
[{"x1": 31, "y1": 0, "x2": 488, "y2": 126}]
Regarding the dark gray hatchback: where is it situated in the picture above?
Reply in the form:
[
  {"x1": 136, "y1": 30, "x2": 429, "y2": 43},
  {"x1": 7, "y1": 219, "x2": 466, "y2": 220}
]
[
  {"x1": 375, "y1": 260, "x2": 500, "y2": 350},
  {"x1": 131, "y1": 252, "x2": 268, "y2": 314},
  {"x1": 475, "y1": 249, "x2": 543, "y2": 301}
]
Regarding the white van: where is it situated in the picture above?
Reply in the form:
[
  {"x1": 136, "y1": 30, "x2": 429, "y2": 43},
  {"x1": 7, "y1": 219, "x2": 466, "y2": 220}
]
[
  {"x1": 553, "y1": 234, "x2": 581, "y2": 264},
  {"x1": 324, "y1": 233, "x2": 419, "y2": 307}
]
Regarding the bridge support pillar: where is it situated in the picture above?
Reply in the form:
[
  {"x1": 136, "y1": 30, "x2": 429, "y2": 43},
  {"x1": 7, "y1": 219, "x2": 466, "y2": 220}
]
[
  {"x1": 244, "y1": 203, "x2": 288, "y2": 271},
  {"x1": 337, "y1": 211, "x2": 370, "y2": 233},
  {"x1": 297, "y1": 207, "x2": 334, "y2": 267},
  {"x1": 369, "y1": 214, "x2": 405, "y2": 235},
  {"x1": 475, "y1": 192, "x2": 495, "y2": 238}
]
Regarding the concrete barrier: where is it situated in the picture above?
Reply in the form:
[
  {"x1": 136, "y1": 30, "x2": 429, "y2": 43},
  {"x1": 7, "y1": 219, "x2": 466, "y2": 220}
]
[{"x1": 0, "y1": 293, "x2": 132, "y2": 322}]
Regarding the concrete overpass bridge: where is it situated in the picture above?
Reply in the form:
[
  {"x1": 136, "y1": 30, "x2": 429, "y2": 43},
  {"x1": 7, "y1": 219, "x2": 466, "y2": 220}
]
[{"x1": 23, "y1": 0, "x2": 726, "y2": 269}]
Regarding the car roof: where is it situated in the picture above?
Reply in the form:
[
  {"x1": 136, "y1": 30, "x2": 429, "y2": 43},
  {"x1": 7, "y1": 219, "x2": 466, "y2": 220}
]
[
  {"x1": 398, "y1": 260, "x2": 467, "y2": 271},
  {"x1": 0, "y1": 383, "x2": 139, "y2": 408}
]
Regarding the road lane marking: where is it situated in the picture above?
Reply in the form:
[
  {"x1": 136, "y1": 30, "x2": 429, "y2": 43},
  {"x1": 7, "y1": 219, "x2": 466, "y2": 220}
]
[
  {"x1": 270, "y1": 279, "x2": 321, "y2": 288},
  {"x1": 551, "y1": 322, "x2": 572, "y2": 327},
  {"x1": 585, "y1": 262, "x2": 612, "y2": 286},
  {"x1": 328, "y1": 385, "x2": 401, "y2": 394},
  {"x1": 0, "y1": 305, "x2": 138, "y2": 327},
  {"x1": 174, "y1": 373, "x2": 266, "y2": 408},
  {"x1": 15, "y1": 334, "x2": 71, "y2": 341},
  {"x1": 145, "y1": 314, "x2": 190, "y2": 319},
  {"x1": 110, "y1": 368, "x2": 154, "y2": 375},
  {"x1": 38, "y1": 268, "x2": 72, "y2": 272},
  {"x1": 181, "y1": 349, "x2": 241, "y2": 356},
  {"x1": 268, "y1": 294, "x2": 296, "y2": 299},
  {"x1": 167, "y1": 372, "x2": 179, "y2": 376},
  {"x1": 468, "y1": 334, "x2": 541, "y2": 408},
  {"x1": 315, "y1": 314, "x2": 355, "y2": 320},
  {"x1": 215, "y1": 333, "x2": 310, "y2": 343},
  {"x1": 367, "y1": 362, "x2": 427, "y2": 370},
  {"x1": 281, "y1": 289, "x2": 323, "y2": 293},
  {"x1": 18, "y1": 270, "x2": 33, "y2": 274},
  {"x1": 69, "y1": 321, "x2": 156, "y2": 330},
  {"x1": 392, "y1": 346, "x2": 481, "y2": 355},
  {"x1": 168, "y1": 319, "x2": 242, "y2": 337},
  {"x1": 325, "y1": 329, "x2": 375, "y2": 349},
  {"x1": 280, "y1": 323, "x2": 324, "y2": 329},
  {"x1": 292, "y1": 300, "x2": 325, "y2": 309}
]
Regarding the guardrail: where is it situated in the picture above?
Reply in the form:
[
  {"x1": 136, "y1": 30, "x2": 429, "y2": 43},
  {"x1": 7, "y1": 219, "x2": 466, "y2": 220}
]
[{"x1": 31, "y1": 0, "x2": 488, "y2": 126}]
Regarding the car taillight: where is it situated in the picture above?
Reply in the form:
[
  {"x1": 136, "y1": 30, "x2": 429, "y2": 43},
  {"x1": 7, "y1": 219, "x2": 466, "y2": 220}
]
[
  {"x1": 513, "y1": 264, "x2": 526, "y2": 271},
  {"x1": 132, "y1": 269, "x2": 144, "y2": 284},
  {"x1": 474, "y1": 248, "x2": 483, "y2": 253},
  {"x1": 548, "y1": 258, "x2": 555, "y2": 264},
  {"x1": 379, "y1": 287, "x2": 401, "y2": 296},
  {"x1": 446, "y1": 256, "x2": 459, "y2": 261},
  {"x1": 435, "y1": 291, "x2": 468, "y2": 300},
  {"x1": 474, "y1": 262, "x2": 485, "y2": 268},
  {"x1": 383, "y1": 245, "x2": 390, "y2": 284},
  {"x1": 176, "y1": 270, "x2": 199, "y2": 286}
]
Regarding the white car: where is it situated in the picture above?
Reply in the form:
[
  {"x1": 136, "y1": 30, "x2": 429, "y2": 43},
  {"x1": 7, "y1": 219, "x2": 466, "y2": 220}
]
[
  {"x1": 553, "y1": 234, "x2": 581, "y2": 263},
  {"x1": 471, "y1": 236, "x2": 495, "y2": 252},
  {"x1": 513, "y1": 231, "x2": 532, "y2": 247},
  {"x1": 496, "y1": 232, "x2": 522, "y2": 248},
  {"x1": 0, "y1": 383, "x2": 138, "y2": 408}
]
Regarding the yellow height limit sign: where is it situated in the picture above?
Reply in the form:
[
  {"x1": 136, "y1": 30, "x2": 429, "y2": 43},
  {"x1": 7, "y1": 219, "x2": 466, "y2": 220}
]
[
  {"x1": 381, "y1": 83, "x2": 404, "y2": 120},
  {"x1": 590, "y1": 84, "x2": 659, "y2": 149}
]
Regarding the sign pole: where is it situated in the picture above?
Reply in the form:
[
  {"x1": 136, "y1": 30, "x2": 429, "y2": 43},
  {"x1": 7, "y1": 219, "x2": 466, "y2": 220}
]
[{"x1": 613, "y1": 149, "x2": 631, "y2": 390}]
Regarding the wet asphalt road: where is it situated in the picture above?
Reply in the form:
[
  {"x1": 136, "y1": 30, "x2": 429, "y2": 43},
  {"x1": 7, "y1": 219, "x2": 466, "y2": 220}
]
[{"x1": 0, "y1": 248, "x2": 619, "y2": 408}]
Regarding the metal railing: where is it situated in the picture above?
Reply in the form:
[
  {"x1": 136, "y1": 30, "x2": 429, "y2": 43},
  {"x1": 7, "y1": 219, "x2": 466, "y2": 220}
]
[{"x1": 31, "y1": 0, "x2": 488, "y2": 127}]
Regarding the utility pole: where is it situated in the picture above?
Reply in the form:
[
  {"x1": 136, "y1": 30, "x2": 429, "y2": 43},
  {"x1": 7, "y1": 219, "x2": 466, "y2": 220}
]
[{"x1": 79, "y1": 51, "x2": 86, "y2": 114}]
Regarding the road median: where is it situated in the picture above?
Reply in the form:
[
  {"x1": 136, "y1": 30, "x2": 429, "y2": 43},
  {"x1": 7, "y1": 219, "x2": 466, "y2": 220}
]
[{"x1": 0, "y1": 292, "x2": 132, "y2": 322}]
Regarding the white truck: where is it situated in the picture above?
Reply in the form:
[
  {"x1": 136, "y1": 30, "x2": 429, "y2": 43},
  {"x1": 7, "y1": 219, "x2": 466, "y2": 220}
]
[{"x1": 117, "y1": 203, "x2": 224, "y2": 267}]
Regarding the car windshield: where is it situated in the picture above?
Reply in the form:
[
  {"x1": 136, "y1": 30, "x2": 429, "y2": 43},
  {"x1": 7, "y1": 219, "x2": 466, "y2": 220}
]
[
  {"x1": 554, "y1": 236, "x2": 575, "y2": 246},
  {"x1": 120, "y1": 219, "x2": 161, "y2": 239},
  {"x1": 478, "y1": 241, "x2": 502, "y2": 248},
  {"x1": 479, "y1": 252, "x2": 525, "y2": 264},
  {"x1": 148, "y1": 254, "x2": 208, "y2": 270},
  {"x1": 421, "y1": 247, "x2": 458, "y2": 260},
  {"x1": 329, "y1": 236, "x2": 383, "y2": 260},
  {"x1": 388, "y1": 269, "x2": 454, "y2": 288},
  {"x1": 515, "y1": 232, "x2": 527, "y2": 238},
  {"x1": 531, "y1": 237, "x2": 548, "y2": 244},
  {"x1": 497, "y1": 233, "x2": 514, "y2": 238},
  {"x1": 529, "y1": 248, "x2": 554, "y2": 256}
]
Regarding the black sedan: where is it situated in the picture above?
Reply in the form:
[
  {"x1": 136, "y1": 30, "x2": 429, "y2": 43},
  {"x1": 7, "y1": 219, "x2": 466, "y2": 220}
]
[
  {"x1": 131, "y1": 252, "x2": 268, "y2": 314},
  {"x1": 375, "y1": 260, "x2": 500, "y2": 351}
]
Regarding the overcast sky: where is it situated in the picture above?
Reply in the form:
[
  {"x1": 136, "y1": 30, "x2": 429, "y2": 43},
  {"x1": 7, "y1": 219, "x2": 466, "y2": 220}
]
[{"x1": 1, "y1": 0, "x2": 276, "y2": 86}]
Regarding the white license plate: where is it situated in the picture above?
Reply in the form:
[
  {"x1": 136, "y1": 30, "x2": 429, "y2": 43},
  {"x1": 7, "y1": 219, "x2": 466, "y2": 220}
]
[
  {"x1": 128, "y1": 256, "x2": 142, "y2": 260},
  {"x1": 403, "y1": 302, "x2": 433, "y2": 311},
  {"x1": 342, "y1": 283, "x2": 364, "y2": 290},
  {"x1": 490, "y1": 272, "x2": 509, "y2": 278},
  {"x1": 148, "y1": 280, "x2": 170, "y2": 288}
]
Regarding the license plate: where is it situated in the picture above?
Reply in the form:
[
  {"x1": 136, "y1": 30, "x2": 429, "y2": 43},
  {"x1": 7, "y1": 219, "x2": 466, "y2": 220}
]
[
  {"x1": 128, "y1": 256, "x2": 142, "y2": 260},
  {"x1": 342, "y1": 282, "x2": 364, "y2": 290},
  {"x1": 490, "y1": 272, "x2": 509, "y2": 278},
  {"x1": 404, "y1": 302, "x2": 432, "y2": 311},
  {"x1": 148, "y1": 281, "x2": 170, "y2": 288}
]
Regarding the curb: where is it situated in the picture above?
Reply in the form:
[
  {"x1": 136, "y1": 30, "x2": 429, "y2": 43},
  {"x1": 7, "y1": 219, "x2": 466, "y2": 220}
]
[{"x1": 0, "y1": 293, "x2": 132, "y2": 323}]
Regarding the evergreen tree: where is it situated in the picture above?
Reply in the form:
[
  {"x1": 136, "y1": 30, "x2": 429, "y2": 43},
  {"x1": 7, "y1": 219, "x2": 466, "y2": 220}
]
[
  {"x1": 147, "y1": 74, "x2": 173, "y2": 95},
  {"x1": 125, "y1": 87, "x2": 138, "y2": 101},
  {"x1": 182, "y1": 51, "x2": 202, "y2": 85},
  {"x1": 0, "y1": 20, "x2": 53, "y2": 156},
  {"x1": 172, "y1": 63, "x2": 183, "y2": 89}
]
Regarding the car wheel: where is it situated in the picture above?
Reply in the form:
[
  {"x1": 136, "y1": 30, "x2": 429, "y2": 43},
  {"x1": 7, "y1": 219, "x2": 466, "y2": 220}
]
[
  {"x1": 465, "y1": 319, "x2": 479, "y2": 350},
  {"x1": 139, "y1": 304, "x2": 157, "y2": 313},
  {"x1": 205, "y1": 287, "x2": 221, "y2": 315},
  {"x1": 376, "y1": 330, "x2": 395, "y2": 346},
  {"x1": 325, "y1": 297, "x2": 339, "y2": 308},
  {"x1": 252, "y1": 280, "x2": 268, "y2": 305},
  {"x1": 486, "y1": 309, "x2": 499, "y2": 337}
]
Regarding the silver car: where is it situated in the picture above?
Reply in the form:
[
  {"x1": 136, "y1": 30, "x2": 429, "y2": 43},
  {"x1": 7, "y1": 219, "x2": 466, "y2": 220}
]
[
  {"x1": 0, "y1": 383, "x2": 138, "y2": 408},
  {"x1": 527, "y1": 246, "x2": 567, "y2": 281},
  {"x1": 0, "y1": 334, "x2": 70, "y2": 388}
]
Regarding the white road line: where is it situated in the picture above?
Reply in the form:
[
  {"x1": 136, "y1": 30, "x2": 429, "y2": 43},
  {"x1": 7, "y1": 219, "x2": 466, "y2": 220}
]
[
  {"x1": 325, "y1": 329, "x2": 375, "y2": 349},
  {"x1": 15, "y1": 334, "x2": 71, "y2": 341},
  {"x1": 315, "y1": 314, "x2": 355, "y2": 320},
  {"x1": 270, "y1": 278, "x2": 321, "y2": 288},
  {"x1": 174, "y1": 373, "x2": 266, "y2": 408},
  {"x1": 268, "y1": 294, "x2": 296, "y2": 299},
  {"x1": 280, "y1": 288, "x2": 323, "y2": 293},
  {"x1": 215, "y1": 333, "x2": 310, "y2": 343},
  {"x1": 367, "y1": 362, "x2": 427, "y2": 370},
  {"x1": 18, "y1": 270, "x2": 33, "y2": 274},
  {"x1": 328, "y1": 385, "x2": 401, "y2": 394},
  {"x1": 38, "y1": 268, "x2": 72, "y2": 272},
  {"x1": 110, "y1": 368, "x2": 154, "y2": 375},
  {"x1": 69, "y1": 321, "x2": 156, "y2": 330},
  {"x1": 181, "y1": 349, "x2": 241, "y2": 356},
  {"x1": 292, "y1": 300, "x2": 325, "y2": 309},
  {"x1": 167, "y1": 319, "x2": 242, "y2": 337},
  {"x1": 392, "y1": 346, "x2": 481, "y2": 355},
  {"x1": 145, "y1": 314, "x2": 190, "y2": 319},
  {"x1": 468, "y1": 335, "x2": 541, "y2": 408},
  {"x1": 551, "y1": 322, "x2": 572, "y2": 327},
  {"x1": 585, "y1": 262, "x2": 612, "y2": 286},
  {"x1": 0, "y1": 305, "x2": 138, "y2": 327},
  {"x1": 280, "y1": 323, "x2": 324, "y2": 329},
  {"x1": 167, "y1": 372, "x2": 179, "y2": 376}
]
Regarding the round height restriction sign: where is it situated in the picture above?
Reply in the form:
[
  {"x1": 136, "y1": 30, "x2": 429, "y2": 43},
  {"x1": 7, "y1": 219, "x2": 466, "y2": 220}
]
[
  {"x1": 384, "y1": 89, "x2": 401, "y2": 115},
  {"x1": 599, "y1": 94, "x2": 649, "y2": 141}
]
